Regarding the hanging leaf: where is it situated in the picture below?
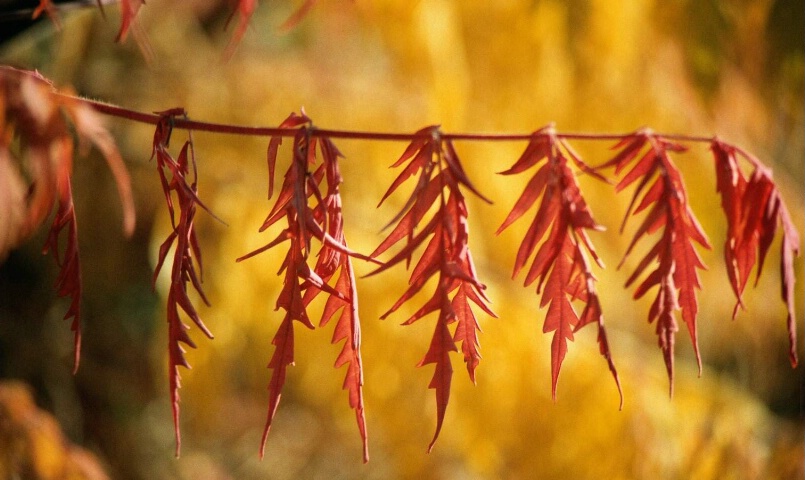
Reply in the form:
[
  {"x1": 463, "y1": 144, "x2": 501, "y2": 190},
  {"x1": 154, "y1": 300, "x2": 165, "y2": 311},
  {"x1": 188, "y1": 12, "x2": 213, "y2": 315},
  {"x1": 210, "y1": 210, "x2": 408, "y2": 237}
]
[
  {"x1": 0, "y1": 66, "x2": 800, "y2": 462},
  {"x1": 368, "y1": 128, "x2": 495, "y2": 452},
  {"x1": 711, "y1": 140, "x2": 800, "y2": 367},
  {"x1": 150, "y1": 111, "x2": 215, "y2": 457},
  {"x1": 497, "y1": 126, "x2": 621, "y2": 406},
  {"x1": 224, "y1": 0, "x2": 259, "y2": 59},
  {"x1": 41, "y1": 141, "x2": 82, "y2": 375},
  {"x1": 604, "y1": 131, "x2": 710, "y2": 396},
  {"x1": 238, "y1": 113, "x2": 372, "y2": 461},
  {"x1": 0, "y1": 67, "x2": 135, "y2": 374},
  {"x1": 116, "y1": 0, "x2": 145, "y2": 42}
]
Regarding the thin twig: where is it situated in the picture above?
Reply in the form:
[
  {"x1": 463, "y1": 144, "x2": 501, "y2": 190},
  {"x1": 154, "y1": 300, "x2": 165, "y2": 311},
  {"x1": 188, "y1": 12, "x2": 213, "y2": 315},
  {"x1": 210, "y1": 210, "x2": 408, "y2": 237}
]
[{"x1": 67, "y1": 93, "x2": 717, "y2": 145}]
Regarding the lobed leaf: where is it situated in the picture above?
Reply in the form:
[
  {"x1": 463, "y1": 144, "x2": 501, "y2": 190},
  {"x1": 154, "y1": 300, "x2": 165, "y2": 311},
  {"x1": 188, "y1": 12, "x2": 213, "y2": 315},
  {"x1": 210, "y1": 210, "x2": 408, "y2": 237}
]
[
  {"x1": 0, "y1": 67, "x2": 135, "y2": 375},
  {"x1": 42, "y1": 161, "x2": 82, "y2": 374},
  {"x1": 711, "y1": 140, "x2": 800, "y2": 367},
  {"x1": 607, "y1": 133, "x2": 710, "y2": 390},
  {"x1": 498, "y1": 129, "x2": 621, "y2": 403},
  {"x1": 0, "y1": 67, "x2": 800, "y2": 461},
  {"x1": 151, "y1": 113, "x2": 215, "y2": 456},
  {"x1": 420, "y1": 312, "x2": 456, "y2": 453},
  {"x1": 239, "y1": 113, "x2": 369, "y2": 461},
  {"x1": 372, "y1": 130, "x2": 495, "y2": 450}
]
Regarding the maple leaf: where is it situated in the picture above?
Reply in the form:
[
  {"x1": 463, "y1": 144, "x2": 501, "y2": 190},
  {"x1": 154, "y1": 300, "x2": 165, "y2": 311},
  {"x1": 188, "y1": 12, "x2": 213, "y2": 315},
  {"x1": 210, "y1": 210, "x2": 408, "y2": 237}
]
[
  {"x1": 711, "y1": 140, "x2": 800, "y2": 367},
  {"x1": 368, "y1": 127, "x2": 495, "y2": 452},
  {"x1": 497, "y1": 126, "x2": 621, "y2": 406},
  {"x1": 41, "y1": 142, "x2": 82, "y2": 375},
  {"x1": 150, "y1": 110, "x2": 216, "y2": 457},
  {"x1": 1, "y1": 66, "x2": 800, "y2": 462},
  {"x1": 600, "y1": 130, "x2": 711, "y2": 395},
  {"x1": 238, "y1": 113, "x2": 372, "y2": 461},
  {"x1": 0, "y1": 67, "x2": 135, "y2": 373}
]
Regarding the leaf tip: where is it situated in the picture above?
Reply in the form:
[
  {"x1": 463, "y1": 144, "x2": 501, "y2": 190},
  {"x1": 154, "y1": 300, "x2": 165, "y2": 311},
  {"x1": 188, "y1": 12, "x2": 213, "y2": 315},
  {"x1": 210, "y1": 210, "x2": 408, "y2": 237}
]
[
  {"x1": 426, "y1": 436, "x2": 438, "y2": 454},
  {"x1": 71, "y1": 346, "x2": 81, "y2": 376}
]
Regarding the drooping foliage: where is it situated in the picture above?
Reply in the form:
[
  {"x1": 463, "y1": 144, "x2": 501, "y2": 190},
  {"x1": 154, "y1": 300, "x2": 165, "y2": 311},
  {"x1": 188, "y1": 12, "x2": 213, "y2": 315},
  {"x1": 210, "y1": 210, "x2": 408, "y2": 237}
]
[
  {"x1": 598, "y1": 130, "x2": 712, "y2": 395},
  {"x1": 366, "y1": 126, "x2": 496, "y2": 451},
  {"x1": 710, "y1": 140, "x2": 800, "y2": 368},
  {"x1": 237, "y1": 112, "x2": 373, "y2": 462},
  {"x1": 149, "y1": 108, "x2": 220, "y2": 456},
  {"x1": 0, "y1": 66, "x2": 800, "y2": 460},
  {"x1": 0, "y1": 66, "x2": 135, "y2": 374},
  {"x1": 496, "y1": 125, "x2": 621, "y2": 406}
]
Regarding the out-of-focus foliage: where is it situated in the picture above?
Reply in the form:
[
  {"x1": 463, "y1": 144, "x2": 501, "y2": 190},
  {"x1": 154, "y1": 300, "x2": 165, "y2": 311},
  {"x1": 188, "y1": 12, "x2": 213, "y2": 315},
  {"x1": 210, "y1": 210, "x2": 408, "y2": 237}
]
[
  {"x1": 0, "y1": 381, "x2": 109, "y2": 479},
  {"x1": 0, "y1": 0, "x2": 802, "y2": 478}
]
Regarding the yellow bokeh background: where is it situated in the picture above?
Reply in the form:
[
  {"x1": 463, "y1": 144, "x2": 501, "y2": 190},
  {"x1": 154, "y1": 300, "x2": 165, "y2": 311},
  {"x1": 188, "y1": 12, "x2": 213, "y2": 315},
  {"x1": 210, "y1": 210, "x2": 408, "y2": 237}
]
[{"x1": 1, "y1": 0, "x2": 802, "y2": 478}]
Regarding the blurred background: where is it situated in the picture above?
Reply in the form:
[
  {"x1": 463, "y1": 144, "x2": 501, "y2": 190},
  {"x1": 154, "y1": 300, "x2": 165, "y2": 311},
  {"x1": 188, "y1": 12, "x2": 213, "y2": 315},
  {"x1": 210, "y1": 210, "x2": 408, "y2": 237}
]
[{"x1": 0, "y1": 0, "x2": 802, "y2": 478}]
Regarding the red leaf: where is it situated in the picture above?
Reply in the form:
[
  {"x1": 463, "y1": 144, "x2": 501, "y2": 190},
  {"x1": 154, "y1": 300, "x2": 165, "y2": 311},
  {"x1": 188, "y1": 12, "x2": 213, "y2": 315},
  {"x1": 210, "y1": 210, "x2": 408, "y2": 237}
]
[
  {"x1": 260, "y1": 315, "x2": 295, "y2": 458},
  {"x1": 655, "y1": 280, "x2": 679, "y2": 397},
  {"x1": 240, "y1": 114, "x2": 370, "y2": 460},
  {"x1": 527, "y1": 217, "x2": 566, "y2": 291},
  {"x1": 711, "y1": 140, "x2": 800, "y2": 366},
  {"x1": 377, "y1": 141, "x2": 434, "y2": 208},
  {"x1": 372, "y1": 129, "x2": 494, "y2": 451},
  {"x1": 370, "y1": 174, "x2": 443, "y2": 259},
  {"x1": 0, "y1": 68, "x2": 135, "y2": 377},
  {"x1": 451, "y1": 283, "x2": 484, "y2": 383},
  {"x1": 541, "y1": 241, "x2": 580, "y2": 399},
  {"x1": 151, "y1": 112, "x2": 216, "y2": 457},
  {"x1": 116, "y1": 0, "x2": 145, "y2": 42},
  {"x1": 325, "y1": 260, "x2": 368, "y2": 461},
  {"x1": 442, "y1": 140, "x2": 492, "y2": 203},
  {"x1": 607, "y1": 133, "x2": 710, "y2": 389},
  {"x1": 575, "y1": 287, "x2": 622, "y2": 409},
  {"x1": 498, "y1": 128, "x2": 552, "y2": 175},
  {"x1": 496, "y1": 163, "x2": 550, "y2": 234},
  {"x1": 266, "y1": 112, "x2": 311, "y2": 200},
  {"x1": 42, "y1": 162, "x2": 82, "y2": 374},
  {"x1": 224, "y1": 0, "x2": 258, "y2": 59},
  {"x1": 616, "y1": 148, "x2": 658, "y2": 193},
  {"x1": 499, "y1": 129, "x2": 620, "y2": 402},
  {"x1": 512, "y1": 186, "x2": 561, "y2": 279},
  {"x1": 598, "y1": 131, "x2": 649, "y2": 172},
  {"x1": 418, "y1": 312, "x2": 456, "y2": 453}
]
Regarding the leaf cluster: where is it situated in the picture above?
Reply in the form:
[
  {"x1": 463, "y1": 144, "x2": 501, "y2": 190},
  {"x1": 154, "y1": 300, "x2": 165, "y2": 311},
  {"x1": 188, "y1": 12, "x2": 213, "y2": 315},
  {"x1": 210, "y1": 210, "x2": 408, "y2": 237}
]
[
  {"x1": 0, "y1": 56, "x2": 800, "y2": 462},
  {"x1": 367, "y1": 126, "x2": 496, "y2": 451},
  {"x1": 237, "y1": 111, "x2": 372, "y2": 462},
  {"x1": 0, "y1": 66, "x2": 134, "y2": 373}
]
